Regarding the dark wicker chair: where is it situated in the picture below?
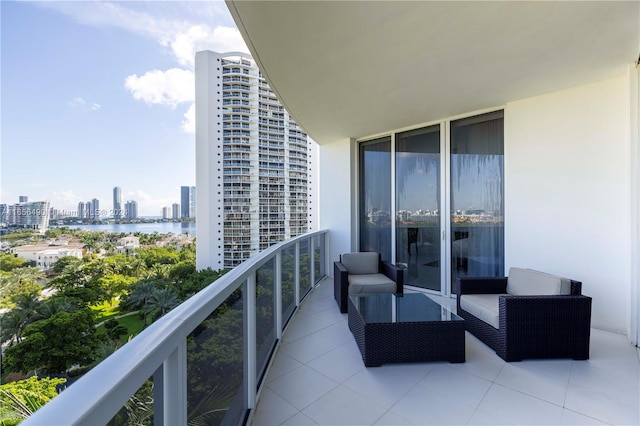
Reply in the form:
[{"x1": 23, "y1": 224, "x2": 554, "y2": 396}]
[
  {"x1": 334, "y1": 252, "x2": 404, "y2": 313},
  {"x1": 455, "y1": 275, "x2": 592, "y2": 362}
]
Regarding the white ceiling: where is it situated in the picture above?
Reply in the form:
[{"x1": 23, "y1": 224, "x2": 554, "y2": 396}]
[{"x1": 227, "y1": 1, "x2": 640, "y2": 145}]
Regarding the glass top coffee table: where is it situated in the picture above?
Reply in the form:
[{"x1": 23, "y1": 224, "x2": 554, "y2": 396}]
[{"x1": 348, "y1": 293, "x2": 465, "y2": 367}]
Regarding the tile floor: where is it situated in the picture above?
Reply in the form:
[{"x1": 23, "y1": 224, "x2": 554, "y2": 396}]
[{"x1": 250, "y1": 278, "x2": 640, "y2": 426}]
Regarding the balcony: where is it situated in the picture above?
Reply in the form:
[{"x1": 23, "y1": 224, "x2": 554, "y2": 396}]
[
  {"x1": 252, "y1": 283, "x2": 640, "y2": 425},
  {"x1": 22, "y1": 229, "x2": 640, "y2": 425}
]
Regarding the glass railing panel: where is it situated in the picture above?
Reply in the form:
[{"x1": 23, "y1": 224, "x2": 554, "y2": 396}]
[
  {"x1": 256, "y1": 259, "x2": 276, "y2": 384},
  {"x1": 299, "y1": 238, "x2": 311, "y2": 301},
  {"x1": 281, "y1": 245, "x2": 296, "y2": 327},
  {"x1": 186, "y1": 286, "x2": 245, "y2": 426},
  {"x1": 106, "y1": 377, "x2": 154, "y2": 426},
  {"x1": 313, "y1": 235, "x2": 322, "y2": 285}
]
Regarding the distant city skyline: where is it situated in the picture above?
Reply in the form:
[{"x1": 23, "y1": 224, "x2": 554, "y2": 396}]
[
  {"x1": 3, "y1": 183, "x2": 193, "y2": 220},
  {"x1": 1, "y1": 2, "x2": 246, "y2": 216}
]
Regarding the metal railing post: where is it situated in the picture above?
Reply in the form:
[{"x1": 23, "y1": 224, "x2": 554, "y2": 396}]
[
  {"x1": 294, "y1": 242, "x2": 300, "y2": 305},
  {"x1": 163, "y1": 339, "x2": 187, "y2": 425},
  {"x1": 310, "y1": 236, "x2": 316, "y2": 288},
  {"x1": 153, "y1": 366, "x2": 164, "y2": 426},
  {"x1": 275, "y1": 252, "x2": 282, "y2": 339}
]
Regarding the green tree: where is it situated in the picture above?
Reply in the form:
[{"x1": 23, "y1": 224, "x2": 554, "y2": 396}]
[
  {"x1": 135, "y1": 246, "x2": 179, "y2": 268},
  {"x1": 144, "y1": 263, "x2": 171, "y2": 280},
  {"x1": 0, "y1": 376, "x2": 67, "y2": 425},
  {"x1": 51, "y1": 256, "x2": 82, "y2": 274},
  {"x1": 96, "y1": 274, "x2": 135, "y2": 305},
  {"x1": 0, "y1": 253, "x2": 27, "y2": 272},
  {"x1": 79, "y1": 231, "x2": 104, "y2": 253},
  {"x1": 2, "y1": 308, "x2": 100, "y2": 374},
  {"x1": 173, "y1": 268, "x2": 226, "y2": 300},
  {"x1": 0, "y1": 292, "x2": 43, "y2": 345},
  {"x1": 0, "y1": 267, "x2": 44, "y2": 306},
  {"x1": 104, "y1": 318, "x2": 129, "y2": 342},
  {"x1": 37, "y1": 296, "x2": 77, "y2": 319},
  {"x1": 43, "y1": 228, "x2": 63, "y2": 239},
  {"x1": 48, "y1": 258, "x2": 106, "y2": 306},
  {"x1": 167, "y1": 261, "x2": 196, "y2": 292}
]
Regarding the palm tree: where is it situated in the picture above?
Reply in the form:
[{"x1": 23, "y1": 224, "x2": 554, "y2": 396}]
[
  {"x1": 144, "y1": 264, "x2": 170, "y2": 280},
  {"x1": 1, "y1": 292, "x2": 42, "y2": 345},
  {"x1": 1, "y1": 310, "x2": 27, "y2": 345},
  {"x1": 38, "y1": 297, "x2": 77, "y2": 319},
  {"x1": 126, "y1": 281, "x2": 158, "y2": 328},
  {"x1": 3, "y1": 267, "x2": 45, "y2": 300},
  {"x1": 11, "y1": 267, "x2": 45, "y2": 285},
  {"x1": 145, "y1": 288, "x2": 179, "y2": 320}
]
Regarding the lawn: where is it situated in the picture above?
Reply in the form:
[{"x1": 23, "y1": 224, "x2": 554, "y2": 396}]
[
  {"x1": 91, "y1": 299, "x2": 122, "y2": 323},
  {"x1": 95, "y1": 311, "x2": 144, "y2": 346}
]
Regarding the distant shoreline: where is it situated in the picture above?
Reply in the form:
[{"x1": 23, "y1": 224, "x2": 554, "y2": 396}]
[{"x1": 51, "y1": 221, "x2": 196, "y2": 235}]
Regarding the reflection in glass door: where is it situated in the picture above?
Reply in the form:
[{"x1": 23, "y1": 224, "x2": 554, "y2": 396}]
[
  {"x1": 450, "y1": 111, "x2": 504, "y2": 289},
  {"x1": 359, "y1": 137, "x2": 392, "y2": 261},
  {"x1": 358, "y1": 110, "x2": 504, "y2": 295},
  {"x1": 395, "y1": 126, "x2": 441, "y2": 291}
]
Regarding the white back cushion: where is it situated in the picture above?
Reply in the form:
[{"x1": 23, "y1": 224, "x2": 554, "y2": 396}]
[
  {"x1": 507, "y1": 267, "x2": 571, "y2": 296},
  {"x1": 341, "y1": 252, "x2": 379, "y2": 275}
]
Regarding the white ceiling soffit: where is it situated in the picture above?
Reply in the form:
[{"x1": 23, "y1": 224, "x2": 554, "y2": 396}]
[{"x1": 227, "y1": 1, "x2": 640, "y2": 145}]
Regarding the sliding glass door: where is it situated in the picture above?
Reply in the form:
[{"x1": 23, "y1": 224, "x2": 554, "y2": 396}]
[
  {"x1": 395, "y1": 125, "x2": 441, "y2": 291},
  {"x1": 359, "y1": 137, "x2": 392, "y2": 262},
  {"x1": 450, "y1": 111, "x2": 504, "y2": 285},
  {"x1": 359, "y1": 111, "x2": 504, "y2": 294}
]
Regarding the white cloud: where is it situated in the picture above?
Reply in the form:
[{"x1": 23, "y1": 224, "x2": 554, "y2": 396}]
[
  {"x1": 38, "y1": 2, "x2": 247, "y2": 69},
  {"x1": 181, "y1": 104, "x2": 196, "y2": 134},
  {"x1": 169, "y1": 24, "x2": 246, "y2": 68},
  {"x1": 69, "y1": 97, "x2": 101, "y2": 111},
  {"x1": 51, "y1": 190, "x2": 83, "y2": 213},
  {"x1": 125, "y1": 68, "x2": 194, "y2": 108},
  {"x1": 38, "y1": 1, "x2": 248, "y2": 132}
]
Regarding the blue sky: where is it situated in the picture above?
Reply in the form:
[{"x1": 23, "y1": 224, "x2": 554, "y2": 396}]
[{"x1": 1, "y1": 0, "x2": 247, "y2": 216}]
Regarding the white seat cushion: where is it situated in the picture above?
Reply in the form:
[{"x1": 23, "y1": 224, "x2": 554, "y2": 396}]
[
  {"x1": 507, "y1": 267, "x2": 571, "y2": 296},
  {"x1": 348, "y1": 273, "x2": 396, "y2": 294},
  {"x1": 341, "y1": 252, "x2": 379, "y2": 275},
  {"x1": 460, "y1": 294, "x2": 506, "y2": 329}
]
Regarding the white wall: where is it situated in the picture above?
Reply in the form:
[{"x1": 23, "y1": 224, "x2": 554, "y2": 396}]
[
  {"x1": 505, "y1": 76, "x2": 632, "y2": 334},
  {"x1": 319, "y1": 138, "x2": 355, "y2": 267}
]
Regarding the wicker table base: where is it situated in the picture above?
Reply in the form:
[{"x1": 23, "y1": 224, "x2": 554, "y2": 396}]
[{"x1": 348, "y1": 293, "x2": 465, "y2": 367}]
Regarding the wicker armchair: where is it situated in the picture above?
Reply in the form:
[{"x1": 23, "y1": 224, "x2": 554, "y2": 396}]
[
  {"x1": 334, "y1": 252, "x2": 404, "y2": 313},
  {"x1": 455, "y1": 268, "x2": 592, "y2": 362}
]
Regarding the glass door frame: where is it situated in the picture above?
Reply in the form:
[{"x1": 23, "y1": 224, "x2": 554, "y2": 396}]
[{"x1": 357, "y1": 109, "x2": 504, "y2": 298}]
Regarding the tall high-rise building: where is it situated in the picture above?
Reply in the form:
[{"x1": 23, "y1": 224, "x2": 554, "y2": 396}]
[
  {"x1": 19, "y1": 196, "x2": 28, "y2": 203},
  {"x1": 195, "y1": 51, "x2": 318, "y2": 269},
  {"x1": 113, "y1": 187, "x2": 122, "y2": 219},
  {"x1": 0, "y1": 204, "x2": 7, "y2": 225},
  {"x1": 91, "y1": 198, "x2": 100, "y2": 220},
  {"x1": 162, "y1": 206, "x2": 170, "y2": 219},
  {"x1": 180, "y1": 186, "x2": 195, "y2": 219},
  {"x1": 9, "y1": 200, "x2": 50, "y2": 232},
  {"x1": 125, "y1": 200, "x2": 138, "y2": 219},
  {"x1": 77, "y1": 202, "x2": 85, "y2": 219},
  {"x1": 172, "y1": 203, "x2": 181, "y2": 219}
]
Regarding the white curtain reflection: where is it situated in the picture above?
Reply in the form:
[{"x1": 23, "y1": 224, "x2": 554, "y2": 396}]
[{"x1": 451, "y1": 112, "x2": 504, "y2": 284}]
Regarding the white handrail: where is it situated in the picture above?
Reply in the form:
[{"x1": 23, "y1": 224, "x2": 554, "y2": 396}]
[{"x1": 23, "y1": 230, "x2": 328, "y2": 426}]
